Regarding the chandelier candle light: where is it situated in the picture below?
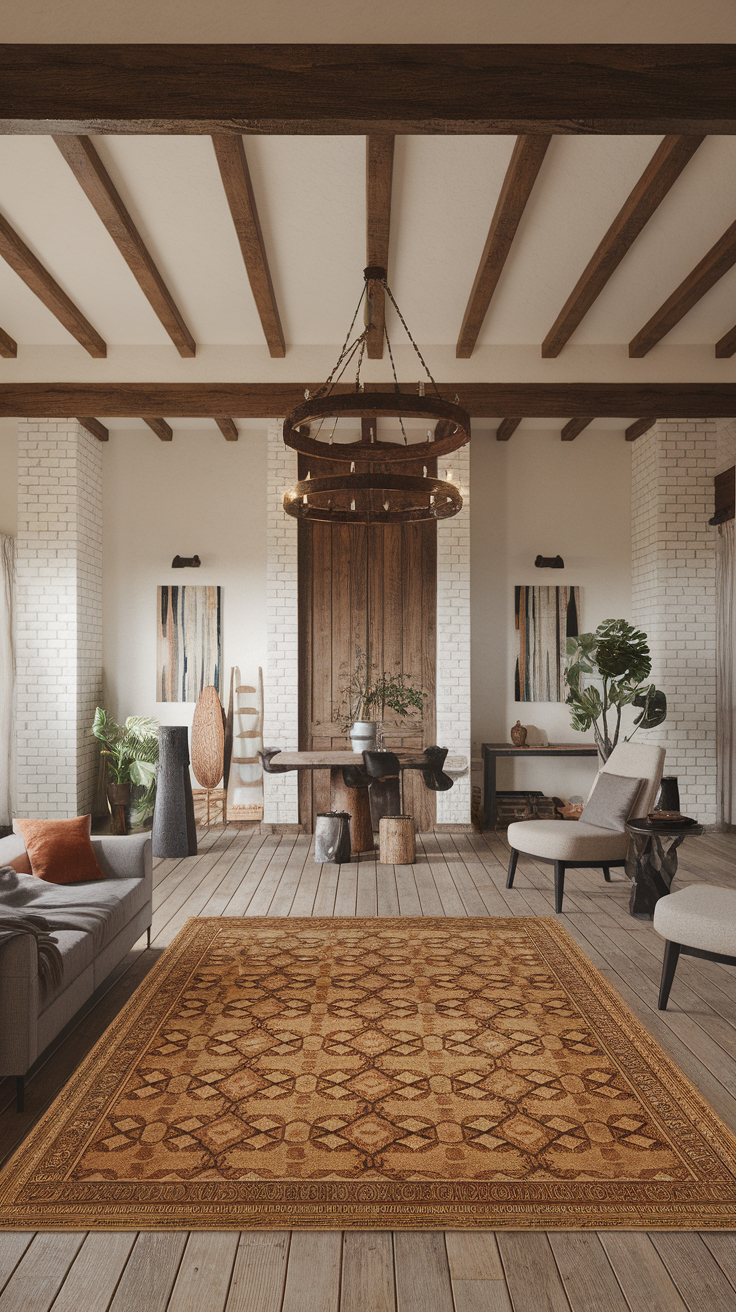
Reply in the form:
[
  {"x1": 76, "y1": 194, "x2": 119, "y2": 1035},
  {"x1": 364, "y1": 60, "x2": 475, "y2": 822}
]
[{"x1": 282, "y1": 267, "x2": 470, "y2": 524}]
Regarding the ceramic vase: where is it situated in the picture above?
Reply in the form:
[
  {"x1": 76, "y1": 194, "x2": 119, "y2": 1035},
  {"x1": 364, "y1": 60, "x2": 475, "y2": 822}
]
[
  {"x1": 349, "y1": 720, "x2": 378, "y2": 754},
  {"x1": 510, "y1": 720, "x2": 527, "y2": 747}
]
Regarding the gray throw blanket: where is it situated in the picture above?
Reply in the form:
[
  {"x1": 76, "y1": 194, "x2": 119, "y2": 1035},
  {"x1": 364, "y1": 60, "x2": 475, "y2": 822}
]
[
  {"x1": 0, "y1": 864, "x2": 118, "y2": 948},
  {"x1": 0, "y1": 909, "x2": 63, "y2": 1000}
]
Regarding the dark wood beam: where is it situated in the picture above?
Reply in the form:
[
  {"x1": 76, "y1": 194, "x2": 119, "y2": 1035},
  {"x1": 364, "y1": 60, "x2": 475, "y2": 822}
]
[
  {"x1": 497, "y1": 417, "x2": 522, "y2": 441},
  {"x1": 366, "y1": 135, "x2": 394, "y2": 360},
  {"x1": 143, "y1": 416, "x2": 173, "y2": 441},
  {"x1": 214, "y1": 417, "x2": 239, "y2": 441},
  {"x1": 561, "y1": 417, "x2": 594, "y2": 441},
  {"x1": 54, "y1": 135, "x2": 196, "y2": 359},
  {"x1": 630, "y1": 219, "x2": 736, "y2": 357},
  {"x1": 542, "y1": 135, "x2": 704, "y2": 358},
  {"x1": 3, "y1": 46, "x2": 736, "y2": 135},
  {"x1": 1, "y1": 383, "x2": 735, "y2": 418},
  {"x1": 457, "y1": 136, "x2": 551, "y2": 358},
  {"x1": 76, "y1": 416, "x2": 109, "y2": 442},
  {"x1": 212, "y1": 135, "x2": 285, "y2": 358},
  {"x1": 0, "y1": 325, "x2": 17, "y2": 358},
  {"x1": 0, "y1": 212, "x2": 106, "y2": 357},
  {"x1": 625, "y1": 418, "x2": 657, "y2": 441},
  {"x1": 716, "y1": 324, "x2": 736, "y2": 358}
]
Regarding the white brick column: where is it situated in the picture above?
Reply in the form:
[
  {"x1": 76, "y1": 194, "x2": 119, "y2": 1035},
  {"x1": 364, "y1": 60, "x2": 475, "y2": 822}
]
[
  {"x1": 15, "y1": 419, "x2": 102, "y2": 818},
  {"x1": 631, "y1": 419, "x2": 717, "y2": 823},
  {"x1": 436, "y1": 443, "x2": 471, "y2": 825},
  {"x1": 263, "y1": 420, "x2": 299, "y2": 824}
]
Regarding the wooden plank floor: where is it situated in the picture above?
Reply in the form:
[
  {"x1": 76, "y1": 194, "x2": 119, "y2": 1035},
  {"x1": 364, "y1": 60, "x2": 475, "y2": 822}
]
[{"x1": 2, "y1": 825, "x2": 736, "y2": 1310}]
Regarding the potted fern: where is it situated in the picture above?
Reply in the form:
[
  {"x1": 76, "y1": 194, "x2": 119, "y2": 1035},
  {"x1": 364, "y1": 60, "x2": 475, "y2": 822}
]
[{"x1": 91, "y1": 708, "x2": 159, "y2": 833}]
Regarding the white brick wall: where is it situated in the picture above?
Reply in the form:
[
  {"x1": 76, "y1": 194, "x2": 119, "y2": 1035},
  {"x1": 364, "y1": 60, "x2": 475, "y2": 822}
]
[
  {"x1": 436, "y1": 443, "x2": 471, "y2": 825},
  {"x1": 15, "y1": 419, "x2": 102, "y2": 818},
  {"x1": 263, "y1": 420, "x2": 299, "y2": 823},
  {"x1": 631, "y1": 419, "x2": 717, "y2": 823}
]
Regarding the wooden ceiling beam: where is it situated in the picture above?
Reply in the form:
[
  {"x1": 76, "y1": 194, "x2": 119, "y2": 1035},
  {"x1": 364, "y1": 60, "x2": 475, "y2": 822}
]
[
  {"x1": 366, "y1": 135, "x2": 394, "y2": 360},
  {"x1": 76, "y1": 416, "x2": 109, "y2": 442},
  {"x1": 4, "y1": 45, "x2": 736, "y2": 134},
  {"x1": 0, "y1": 326, "x2": 17, "y2": 358},
  {"x1": 543, "y1": 135, "x2": 704, "y2": 358},
  {"x1": 625, "y1": 418, "x2": 657, "y2": 441},
  {"x1": 214, "y1": 417, "x2": 239, "y2": 441},
  {"x1": 630, "y1": 218, "x2": 736, "y2": 357},
  {"x1": 0, "y1": 211, "x2": 106, "y2": 357},
  {"x1": 1, "y1": 383, "x2": 735, "y2": 419},
  {"x1": 457, "y1": 135, "x2": 551, "y2": 358},
  {"x1": 143, "y1": 416, "x2": 173, "y2": 441},
  {"x1": 561, "y1": 417, "x2": 594, "y2": 441},
  {"x1": 212, "y1": 135, "x2": 285, "y2": 358},
  {"x1": 54, "y1": 135, "x2": 196, "y2": 359},
  {"x1": 496, "y1": 417, "x2": 522, "y2": 441},
  {"x1": 715, "y1": 324, "x2": 736, "y2": 358}
]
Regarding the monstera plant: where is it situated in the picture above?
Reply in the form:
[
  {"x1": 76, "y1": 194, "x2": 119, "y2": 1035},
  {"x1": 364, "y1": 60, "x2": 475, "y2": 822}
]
[{"x1": 564, "y1": 619, "x2": 667, "y2": 762}]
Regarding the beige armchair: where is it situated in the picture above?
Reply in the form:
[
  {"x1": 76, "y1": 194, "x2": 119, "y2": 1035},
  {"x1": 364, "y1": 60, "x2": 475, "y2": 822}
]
[{"x1": 505, "y1": 741, "x2": 666, "y2": 913}]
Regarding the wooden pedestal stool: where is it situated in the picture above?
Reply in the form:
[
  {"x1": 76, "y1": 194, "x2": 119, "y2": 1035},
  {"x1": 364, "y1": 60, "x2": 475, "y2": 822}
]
[{"x1": 379, "y1": 815, "x2": 415, "y2": 865}]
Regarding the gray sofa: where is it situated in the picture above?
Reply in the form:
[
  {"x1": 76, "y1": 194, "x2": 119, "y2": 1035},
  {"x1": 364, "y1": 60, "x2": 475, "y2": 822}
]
[{"x1": 0, "y1": 831, "x2": 152, "y2": 1110}]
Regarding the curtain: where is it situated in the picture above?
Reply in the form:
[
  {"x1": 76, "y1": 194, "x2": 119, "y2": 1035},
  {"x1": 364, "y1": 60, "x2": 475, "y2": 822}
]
[
  {"x1": 716, "y1": 520, "x2": 736, "y2": 826},
  {"x1": 0, "y1": 534, "x2": 15, "y2": 826}
]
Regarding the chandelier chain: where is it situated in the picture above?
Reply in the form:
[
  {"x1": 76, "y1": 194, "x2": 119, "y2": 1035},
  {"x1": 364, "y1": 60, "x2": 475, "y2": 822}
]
[
  {"x1": 382, "y1": 280, "x2": 443, "y2": 400},
  {"x1": 383, "y1": 324, "x2": 408, "y2": 445},
  {"x1": 315, "y1": 286, "x2": 367, "y2": 399}
]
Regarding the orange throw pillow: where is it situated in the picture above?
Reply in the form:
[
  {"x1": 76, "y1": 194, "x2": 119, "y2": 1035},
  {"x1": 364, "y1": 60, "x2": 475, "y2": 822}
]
[{"x1": 13, "y1": 815, "x2": 105, "y2": 884}]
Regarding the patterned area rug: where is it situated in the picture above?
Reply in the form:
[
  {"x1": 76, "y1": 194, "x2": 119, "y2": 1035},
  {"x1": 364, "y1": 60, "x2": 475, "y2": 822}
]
[{"x1": 3, "y1": 916, "x2": 736, "y2": 1230}]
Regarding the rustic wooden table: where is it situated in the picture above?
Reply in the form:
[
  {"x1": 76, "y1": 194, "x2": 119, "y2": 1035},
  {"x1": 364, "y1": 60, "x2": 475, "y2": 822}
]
[{"x1": 481, "y1": 742, "x2": 598, "y2": 828}]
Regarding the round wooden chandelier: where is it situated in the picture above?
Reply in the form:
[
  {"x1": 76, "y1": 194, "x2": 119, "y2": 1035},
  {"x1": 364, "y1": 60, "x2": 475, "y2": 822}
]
[{"x1": 282, "y1": 267, "x2": 469, "y2": 524}]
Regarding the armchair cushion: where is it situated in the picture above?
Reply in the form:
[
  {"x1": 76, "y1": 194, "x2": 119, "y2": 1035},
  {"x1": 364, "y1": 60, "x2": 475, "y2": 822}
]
[
  {"x1": 653, "y1": 884, "x2": 736, "y2": 957},
  {"x1": 579, "y1": 772, "x2": 644, "y2": 832},
  {"x1": 506, "y1": 819, "x2": 628, "y2": 862}
]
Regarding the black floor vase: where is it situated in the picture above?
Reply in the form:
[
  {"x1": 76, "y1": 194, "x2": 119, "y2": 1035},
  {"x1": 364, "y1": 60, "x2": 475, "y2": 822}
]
[{"x1": 152, "y1": 726, "x2": 198, "y2": 858}]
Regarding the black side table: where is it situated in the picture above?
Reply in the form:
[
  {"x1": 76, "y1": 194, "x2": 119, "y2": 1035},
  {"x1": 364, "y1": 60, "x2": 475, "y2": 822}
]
[{"x1": 624, "y1": 817, "x2": 703, "y2": 920}]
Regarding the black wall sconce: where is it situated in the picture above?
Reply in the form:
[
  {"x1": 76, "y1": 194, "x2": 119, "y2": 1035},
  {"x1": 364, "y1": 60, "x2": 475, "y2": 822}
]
[
  {"x1": 172, "y1": 555, "x2": 201, "y2": 568},
  {"x1": 535, "y1": 554, "x2": 564, "y2": 569}
]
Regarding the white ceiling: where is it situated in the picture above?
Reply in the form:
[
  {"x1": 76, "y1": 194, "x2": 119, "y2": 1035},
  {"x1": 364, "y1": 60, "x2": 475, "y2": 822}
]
[{"x1": 2, "y1": 130, "x2": 736, "y2": 385}]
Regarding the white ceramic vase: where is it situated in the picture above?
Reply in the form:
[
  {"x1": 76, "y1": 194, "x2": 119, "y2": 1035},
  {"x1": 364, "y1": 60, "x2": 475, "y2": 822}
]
[{"x1": 349, "y1": 720, "x2": 378, "y2": 754}]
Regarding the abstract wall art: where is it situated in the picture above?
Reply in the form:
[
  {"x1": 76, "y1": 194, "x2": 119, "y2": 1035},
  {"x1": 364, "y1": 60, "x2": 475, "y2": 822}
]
[
  {"x1": 515, "y1": 585, "x2": 580, "y2": 702},
  {"x1": 156, "y1": 585, "x2": 221, "y2": 702}
]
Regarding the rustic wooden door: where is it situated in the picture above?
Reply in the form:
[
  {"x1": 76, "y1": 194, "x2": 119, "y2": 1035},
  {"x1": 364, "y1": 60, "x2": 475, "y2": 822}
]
[{"x1": 298, "y1": 454, "x2": 437, "y2": 833}]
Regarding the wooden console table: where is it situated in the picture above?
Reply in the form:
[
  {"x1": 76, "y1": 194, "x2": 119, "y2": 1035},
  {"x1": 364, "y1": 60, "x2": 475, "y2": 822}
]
[{"x1": 481, "y1": 742, "x2": 598, "y2": 829}]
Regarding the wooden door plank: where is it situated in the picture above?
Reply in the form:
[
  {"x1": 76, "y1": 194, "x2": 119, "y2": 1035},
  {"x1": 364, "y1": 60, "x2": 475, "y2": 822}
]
[
  {"x1": 496, "y1": 1233, "x2": 572, "y2": 1312},
  {"x1": 0, "y1": 1235, "x2": 34, "y2": 1297},
  {"x1": 598, "y1": 1234, "x2": 687, "y2": 1312},
  {"x1": 334, "y1": 863, "x2": 359, "y2": 916},
  {"x1": 650, "y1": 1232, "x2": 736, "y2": 1311},
  {"x1": 47, "y1": 1232, "x2": 136, "y2": 1312},
  {"x1": 377, "y1": 863, "x2": 400, "y2": 915},
  {"x1": 166, "y1": 1232, "x2": 239, "y2": 1312},
  {"x1": 451, "y1": 1282, "x2": 512, "y2": 1312},
  {"x1": 281, "y1": 1233, "x2": 341, "y2": 1312},
  {"x1": 341, "y1": 1232, "x2": 395, "y2": 1312},
  {"x1": 548, "y1": 1233, "x2": 630, "y2": 1312},
  {"x1": 225, "y1": 1233, "x2": 289, "y2": 1312},
  {"x1": 445, "y1": 1232, "x2": 503, "y2": 1280},
  {"x1": 0, "y1": 1233, "x2": 86, "y2": 1312},
  {"x1": 394, "y1": 1232, "x2": 454, "y2": 1312},
  {"x1": 108, "y1": 1232, "x2": 187, "y2": 1312}
]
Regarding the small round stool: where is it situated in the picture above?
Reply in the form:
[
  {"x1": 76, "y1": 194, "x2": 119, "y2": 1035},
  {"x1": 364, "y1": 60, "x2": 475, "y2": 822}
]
[{"x1": 379, "y1": 815, "x2": 415, "y2": 865}]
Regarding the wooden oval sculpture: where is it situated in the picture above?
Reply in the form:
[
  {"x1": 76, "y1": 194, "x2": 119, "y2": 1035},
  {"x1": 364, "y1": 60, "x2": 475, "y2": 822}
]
[{"x1": 191, "y1": 685, "x2": 225, "y2": 788}]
